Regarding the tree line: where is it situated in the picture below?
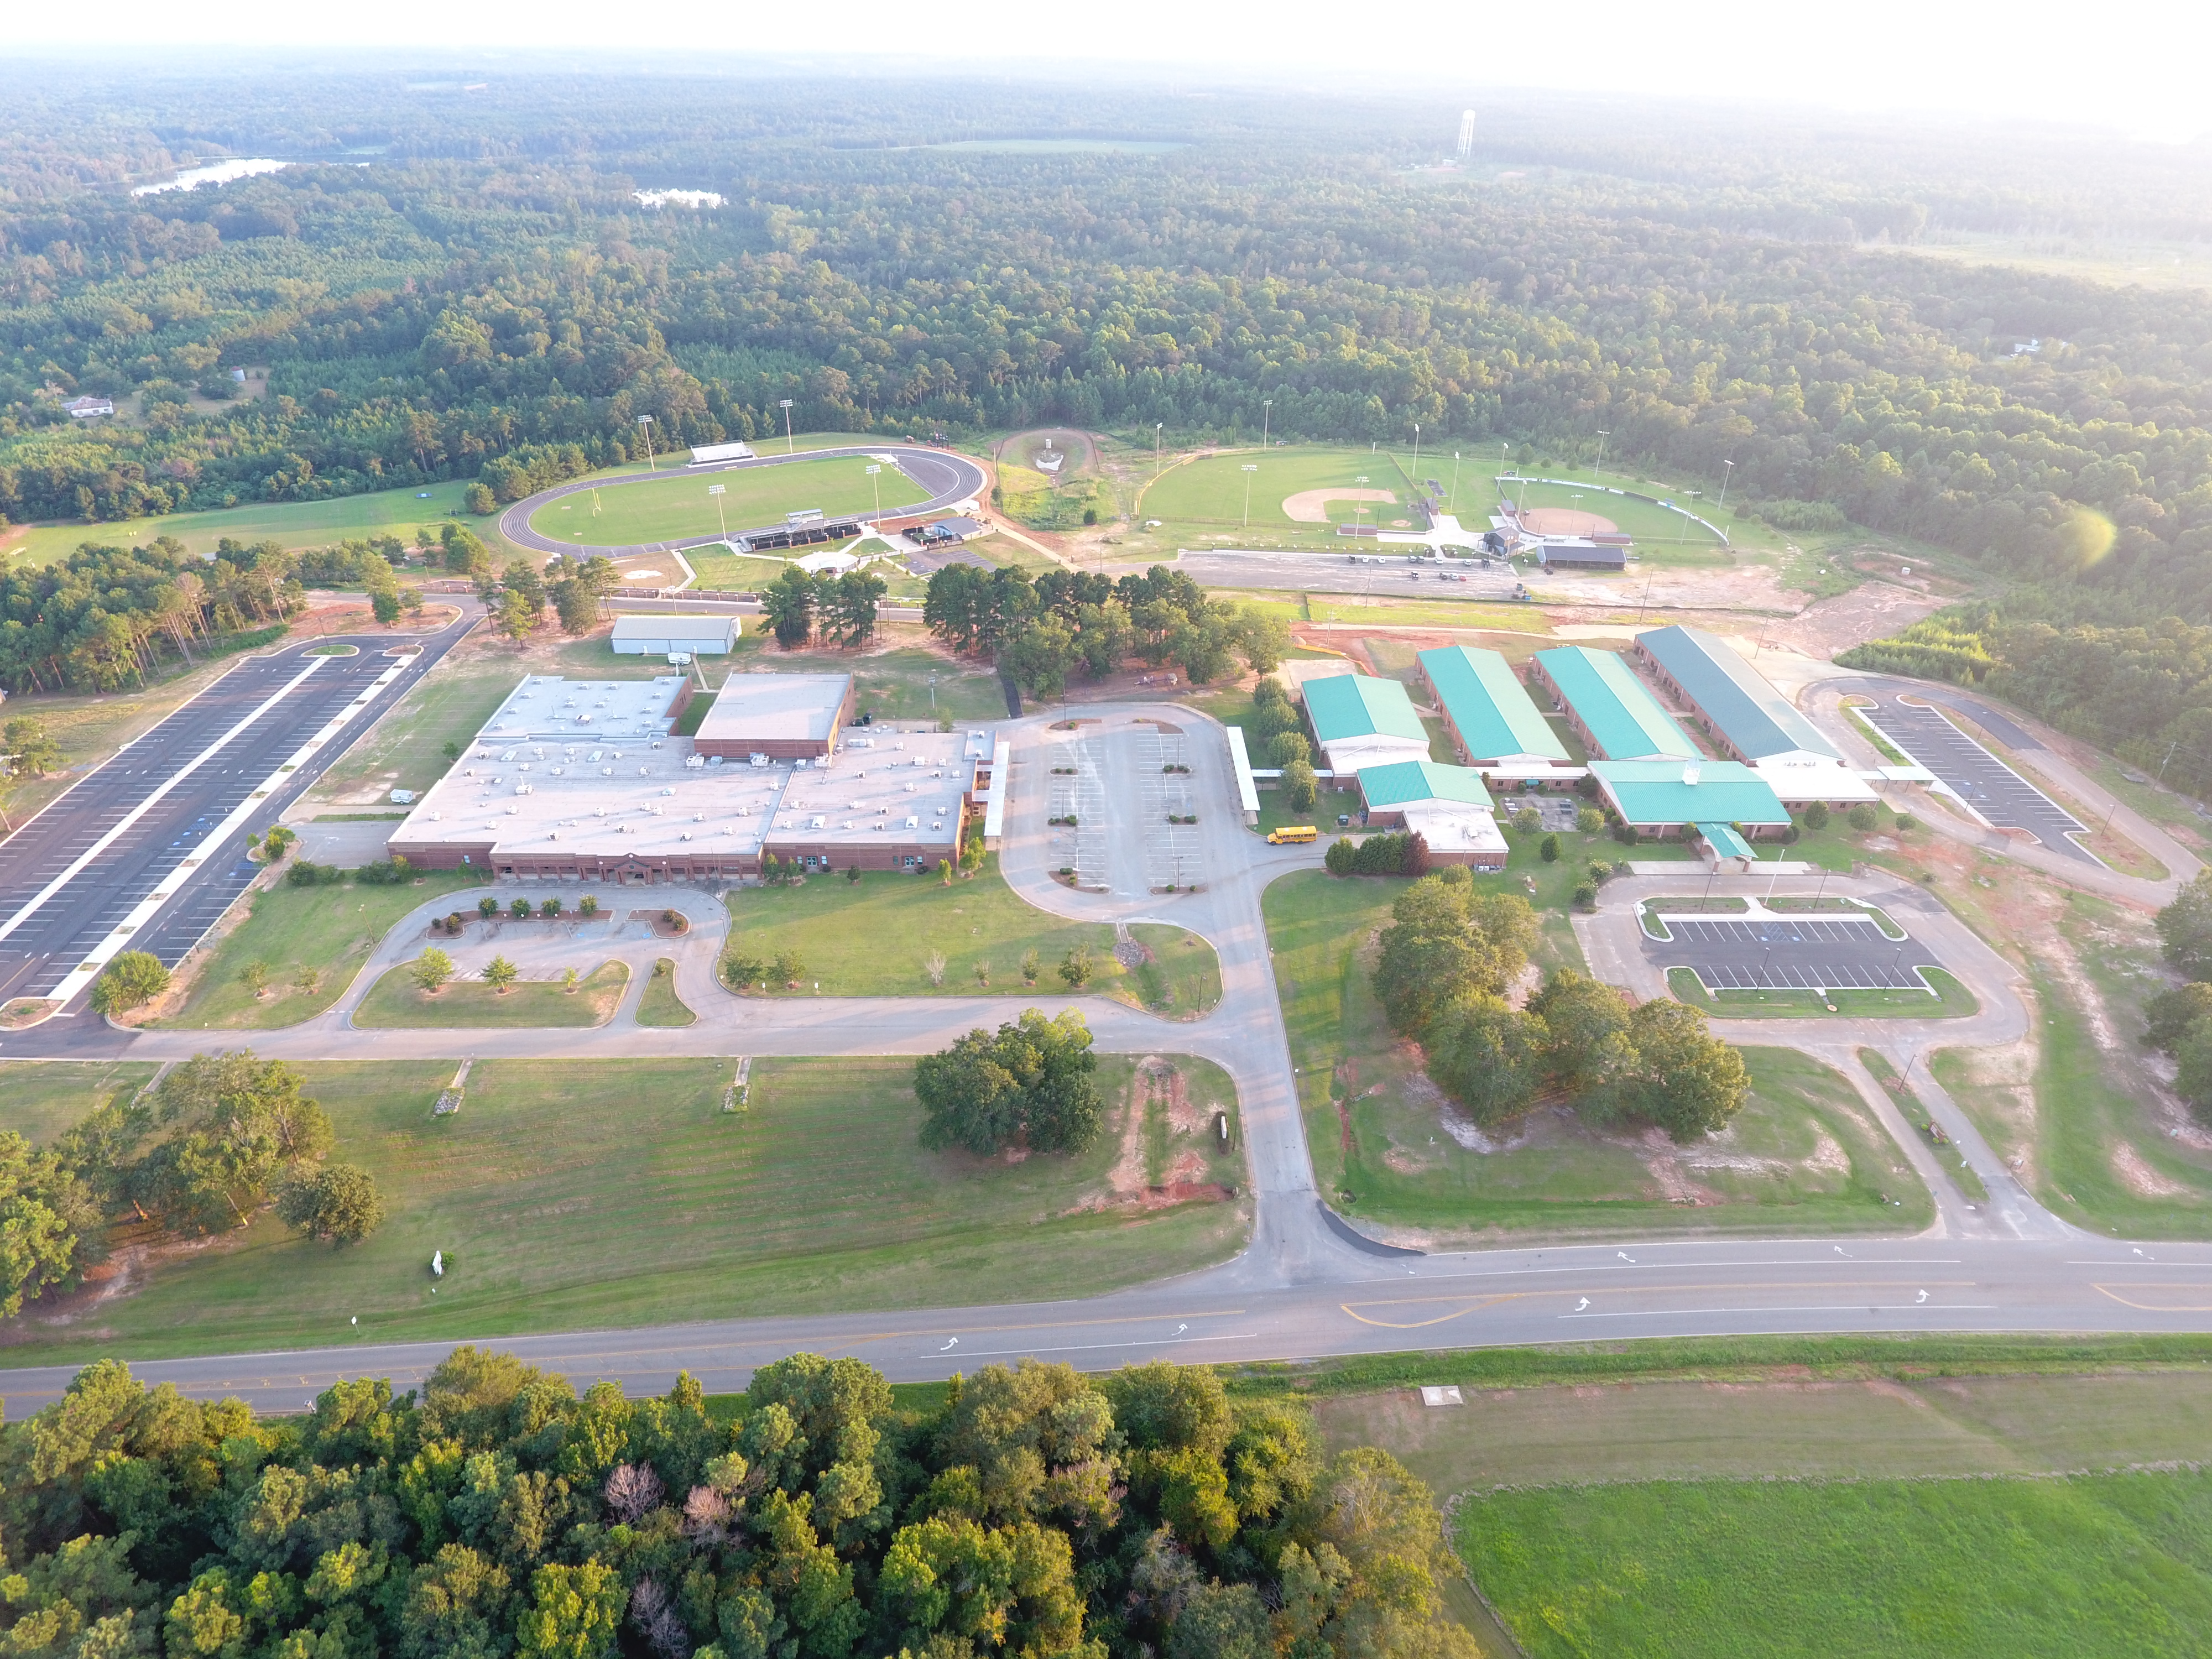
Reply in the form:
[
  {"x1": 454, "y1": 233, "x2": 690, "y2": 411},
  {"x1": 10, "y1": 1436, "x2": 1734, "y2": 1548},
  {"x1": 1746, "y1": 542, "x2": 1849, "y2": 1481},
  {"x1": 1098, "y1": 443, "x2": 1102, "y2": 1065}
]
[
  {"x1": 0, "y1": 1342, "x2": 1477, "y2": 1659},
  {"x1": 922, "y1": 565, "x2": 1287, "y2": 697},
  {"x1": 0, "y1": 1050, "x2": 382, "y2": 1320},
  {"x1": 1373, "y1": 869, "x2": 1749, "y2": 1136}
]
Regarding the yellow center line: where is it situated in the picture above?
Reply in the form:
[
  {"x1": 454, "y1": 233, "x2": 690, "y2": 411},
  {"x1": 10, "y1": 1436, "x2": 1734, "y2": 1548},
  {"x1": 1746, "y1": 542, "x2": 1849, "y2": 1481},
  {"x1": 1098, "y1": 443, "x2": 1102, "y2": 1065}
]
[{"x1": 2094, "y1": 1284, "x2": 2212, "y2": 1312}]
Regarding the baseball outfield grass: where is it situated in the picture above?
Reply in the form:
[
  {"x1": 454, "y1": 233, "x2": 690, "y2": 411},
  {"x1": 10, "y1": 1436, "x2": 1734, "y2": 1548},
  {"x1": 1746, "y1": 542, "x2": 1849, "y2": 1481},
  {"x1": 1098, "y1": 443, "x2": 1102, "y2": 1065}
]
[{"x1": 0, "y1": 1054, "x2": 1249, "y2": 1364}]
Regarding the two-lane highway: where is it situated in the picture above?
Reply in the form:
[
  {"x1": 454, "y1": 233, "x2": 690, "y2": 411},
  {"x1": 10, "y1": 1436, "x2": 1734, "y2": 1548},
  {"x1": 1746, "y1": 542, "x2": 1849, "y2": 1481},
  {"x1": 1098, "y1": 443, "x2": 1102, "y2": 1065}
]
[{"x1": 0, "y1": 615, "x2": 474, "y2": 1036}]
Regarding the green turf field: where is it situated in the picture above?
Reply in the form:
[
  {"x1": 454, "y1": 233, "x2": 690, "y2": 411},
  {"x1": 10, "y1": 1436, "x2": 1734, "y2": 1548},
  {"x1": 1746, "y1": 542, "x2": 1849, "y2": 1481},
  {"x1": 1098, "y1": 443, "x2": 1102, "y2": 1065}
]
[
  {"x1": 1141, "y1": 447, "x2": 1436, "y2": 531},
  {"x1": 0, "y1": 1055, "x2": 1248, "y2": 1364},
  {"x1": 1492, "y1": 477, "x2": 1726, "y2": 545},
  {"x1": 1458, "y1": 1472, "x2": 2212, "y2": 1657},
  {"x1": 529, "y1": 455, "x2": 929, "y2": 546}
]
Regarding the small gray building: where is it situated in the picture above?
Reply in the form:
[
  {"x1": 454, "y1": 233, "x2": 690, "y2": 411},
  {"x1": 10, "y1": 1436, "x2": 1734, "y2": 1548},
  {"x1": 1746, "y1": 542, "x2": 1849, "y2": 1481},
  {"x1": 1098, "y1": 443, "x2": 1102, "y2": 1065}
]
[{"x1": 610, "y1": 613, "x2": 740, "y2": 656}]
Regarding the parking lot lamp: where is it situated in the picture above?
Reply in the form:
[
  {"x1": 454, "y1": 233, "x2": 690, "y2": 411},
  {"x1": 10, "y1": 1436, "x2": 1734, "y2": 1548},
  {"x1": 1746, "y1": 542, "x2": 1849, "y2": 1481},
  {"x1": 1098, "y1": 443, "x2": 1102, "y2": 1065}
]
[
  {"x1": 1241, "y1": 463, "x2": 1258, "y2": 527},
  {"x1": 779, "y1": 400, "x2": 795, "y2": 454}
]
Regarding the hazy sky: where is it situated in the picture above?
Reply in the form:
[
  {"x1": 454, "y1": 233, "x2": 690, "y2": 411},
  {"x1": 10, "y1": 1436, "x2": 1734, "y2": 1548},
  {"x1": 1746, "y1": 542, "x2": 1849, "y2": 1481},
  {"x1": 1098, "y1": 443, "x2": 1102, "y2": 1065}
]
[{"x1": 13, "y1": 0, "x2": 2211, "y2": 142}]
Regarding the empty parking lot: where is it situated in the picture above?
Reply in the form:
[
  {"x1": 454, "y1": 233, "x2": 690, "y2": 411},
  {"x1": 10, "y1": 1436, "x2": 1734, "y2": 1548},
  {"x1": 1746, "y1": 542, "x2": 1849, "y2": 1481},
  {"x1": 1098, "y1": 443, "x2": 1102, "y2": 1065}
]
[
  {"x1": 1656, "y1": 914, "x2": 1938, "y2": 993},
  {"x1": 1863, "y1": 694, "x2": 2095, "y2": 864}
]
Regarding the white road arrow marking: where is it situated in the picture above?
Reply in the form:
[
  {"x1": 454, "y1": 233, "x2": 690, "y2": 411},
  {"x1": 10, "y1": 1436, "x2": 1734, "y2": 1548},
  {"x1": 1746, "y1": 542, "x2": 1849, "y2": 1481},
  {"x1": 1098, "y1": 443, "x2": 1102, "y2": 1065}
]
[
  {"x1": 1175, "y1": 1324, "x2": 1188, "y2": 1334},
  {"x1": 1575, "y1": 1297, "x2": 1590, "y2": 1312},
  {"x1": 1617, "y1": 1251, "x2": 1636, "y2": 1262},
  {"x1": 1835, "y1": 1246, "x2": 1851, "y2": 1256},
  {"x1": 1917, "y1": 1290, "x2": 1929, "y2": 1303},
  {"x1": 940, "y1": 1338, "x2": 959, "y2": 1352}
]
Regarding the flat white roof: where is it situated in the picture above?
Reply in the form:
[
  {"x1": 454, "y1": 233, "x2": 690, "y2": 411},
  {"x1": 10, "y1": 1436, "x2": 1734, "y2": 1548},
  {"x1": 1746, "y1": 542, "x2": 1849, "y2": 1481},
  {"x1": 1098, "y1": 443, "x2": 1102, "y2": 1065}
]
[
  {"x1": 611, "y1": 614, "x2": 739, "y2": 642},
  {"x1": 771, "y1": 733, "x2": 975, "y2": 847},
  {"x1": 478, "y1": 675, "x2": 686, "y2": 743},
  {"x1": 698, "y1": 672, "x2": 852, "y2": 745}
]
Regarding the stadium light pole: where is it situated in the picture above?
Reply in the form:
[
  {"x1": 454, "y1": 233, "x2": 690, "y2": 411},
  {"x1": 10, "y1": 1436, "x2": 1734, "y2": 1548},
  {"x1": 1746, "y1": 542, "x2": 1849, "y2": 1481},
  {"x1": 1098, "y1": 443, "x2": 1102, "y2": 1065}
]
[
  {"x1": 1241, "y1": 463, "x2": 1258, "y2": 528},
  {"x1": 1155, "y1": 422, "x2": 1163, "y2": 477},
  {"x1": 865, "y1": 463, "x2": 881, "y2": 524},
  {"x1": 708, "y1": 483, "x2": 728, "y2": 543},
  {"x1": 1412, "y1": 421, "x2": 1421, "y2": 484},
  {"x1": 1450, "y1": 451, "x2": 1461, "y2": 514},
  {"x1": 1718, "y1": 458, "x2": 1735, "y2": 511},
  {"x1": 779, "y1": 400, "x2": 795, "y2": 455},
  {"x1": 1261, "y1": 399, "x2": 1272, "y2": 449},
  {"x1": 636, "y1": 414, "x2": 655, "y2": 472},
  {"x1": 1354, "y1": 474, "x2": 1369, "y2": 539},
  {"x1": 1595, "y1": 429, "x2": 1609, "y2": 476}
]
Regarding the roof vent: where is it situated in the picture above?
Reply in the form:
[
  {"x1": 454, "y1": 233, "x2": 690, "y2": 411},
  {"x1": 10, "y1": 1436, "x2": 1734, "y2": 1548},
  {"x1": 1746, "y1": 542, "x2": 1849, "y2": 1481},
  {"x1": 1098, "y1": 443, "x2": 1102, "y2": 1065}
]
[{"x1": 1682, "y1": 760, "x2": 1702, "y2": 786}]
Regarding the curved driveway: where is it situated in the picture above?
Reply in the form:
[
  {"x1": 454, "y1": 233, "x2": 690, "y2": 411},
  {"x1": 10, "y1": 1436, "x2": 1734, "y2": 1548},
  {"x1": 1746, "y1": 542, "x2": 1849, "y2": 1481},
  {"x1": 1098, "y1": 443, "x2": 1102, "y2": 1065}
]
[
  {"x1": 498, "y1": 446, "x2": 988, "y2": 561},
  {"x1": 7, "y1": 702, "x2": 2212, "y2": 1410}
]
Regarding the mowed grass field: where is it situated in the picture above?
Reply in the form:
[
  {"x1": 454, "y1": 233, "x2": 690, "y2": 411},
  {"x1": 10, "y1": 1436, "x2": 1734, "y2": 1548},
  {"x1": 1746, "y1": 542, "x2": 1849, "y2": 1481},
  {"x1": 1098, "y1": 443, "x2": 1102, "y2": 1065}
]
[
  {"x1": 356, "y1": 959, "x2": 629, "y2": 1026},
  {"x1": 1458, "y1": 1472, "x2": 2212, "y2": 1657},
  {"x1": 1263, "y1": 867, "x2": 1932, "y2": 1239},
  {"x1": 528, "y1": 455, "x2": 929, "y2": 545},
  {"x1": 0, "y1": 1062, "x2": 159, "y2": 1144},
  {"x1": 1493, "y1": 477, "x2": 1728, "y2": 545},
  {"x1": 1142, "y1": 447, "x2": 1439, "y2": 532},
  {"x1": 1, "y1": 1056, "x2": 1249, "y2": 1364},
  {"x1": 1, "y1": 477, "x2": 507, "y2": 570},
  {"x1": 723, "y1": 858, "x2": 1220, "y2": 1015}
]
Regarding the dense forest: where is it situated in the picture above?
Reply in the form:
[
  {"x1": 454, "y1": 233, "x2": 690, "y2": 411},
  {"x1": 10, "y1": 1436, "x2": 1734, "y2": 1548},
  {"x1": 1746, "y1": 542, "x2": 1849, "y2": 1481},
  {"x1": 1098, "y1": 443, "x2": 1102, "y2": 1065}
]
[
  {"x1": 0, "y1": 1344, "x2": 1477, "y2": 1659},
  {"x1": 4, "y1": 63, "x2": 2212, "y2": 760}
]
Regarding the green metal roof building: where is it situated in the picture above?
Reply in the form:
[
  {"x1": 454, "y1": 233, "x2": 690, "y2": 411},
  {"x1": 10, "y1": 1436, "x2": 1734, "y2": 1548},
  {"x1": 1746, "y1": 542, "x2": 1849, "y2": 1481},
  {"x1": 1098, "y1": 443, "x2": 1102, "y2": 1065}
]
[
  {"x1": 1417, "y1": 646, "x2": 1571, "y2": 766},
  {"x1": 1589, "y1": 759, "x2": 1790, "y2": 834},
  {"x1": 1356, "y1": 758, "x2": 1495, "y2": 812},
  {"x1": 1301, "y1": 673, "x2": 1431, "y2": 770},
  {"x1": 1635, "y1": 625, "x2": 1843, "y2": 764},
  {"x1": 1529, "y1": 648, "x2": 1697, "y2": 760}
]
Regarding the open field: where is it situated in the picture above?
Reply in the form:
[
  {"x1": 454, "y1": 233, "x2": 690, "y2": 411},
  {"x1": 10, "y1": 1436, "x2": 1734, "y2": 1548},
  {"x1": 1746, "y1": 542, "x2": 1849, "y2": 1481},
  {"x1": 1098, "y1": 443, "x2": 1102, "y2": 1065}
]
[
  {"x1": 1139, "y1": 447, "x2": 1434, "y2": 541},
  {"x1": 157, "y1": 870, "x2": 488, "y2": 1029},
  {"x1": 0, "y1": 1062, "x2": 159, "y2": 1144},
  {"x1": 1456, "y1": 1472, "x2": 2212, "y2": 1658},
  {"x1": 1124, "y1": 924, "x2": 1224, "y2": 1018},
  {"x1": 723, "y1": 858, "x2": 1219, "y2": 1015},
  {"x1": 355, "y1": 959, "x2": 629, "y2": 1027},
  {"x1": 2, "y1": 476, "x2": 506, "y2": 571},
  {"x1": 1667, "y1": 964, "x2": 1980, "y2": 1019},
  {"x1": 1493, "y1": 478, "x2": 1729, "y2": 551},
  {"x1": 1262, "y1": 867, "x2": 1928, "y2": 1240},
  {"x1": 635, "y1": 957, "x2": 695, "y2": 1025},
  {"x1": 0, "y1": 1056, "x2": 1248, "y2": 1365},
  {"x1": 527, "y1": 455, "x2": 928, "y2": 546}
]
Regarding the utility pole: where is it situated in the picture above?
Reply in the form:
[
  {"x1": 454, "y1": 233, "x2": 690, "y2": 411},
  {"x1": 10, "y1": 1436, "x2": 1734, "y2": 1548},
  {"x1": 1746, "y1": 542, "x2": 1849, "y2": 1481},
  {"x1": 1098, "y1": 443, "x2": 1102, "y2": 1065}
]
[
  {"x1": 779, "y1": 400, "x2": 795, "y2": 455},
  {"x1": 637, "y1": 414, "x2": 655, "y2": 471}
]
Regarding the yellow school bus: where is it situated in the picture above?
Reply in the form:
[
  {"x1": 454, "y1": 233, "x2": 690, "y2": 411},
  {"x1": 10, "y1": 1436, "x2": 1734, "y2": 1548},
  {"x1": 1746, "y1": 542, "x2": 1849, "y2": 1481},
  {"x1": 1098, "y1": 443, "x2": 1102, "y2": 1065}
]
[{"x1": 1267, "y1": 825, "x2": 1319, "y2": 844}]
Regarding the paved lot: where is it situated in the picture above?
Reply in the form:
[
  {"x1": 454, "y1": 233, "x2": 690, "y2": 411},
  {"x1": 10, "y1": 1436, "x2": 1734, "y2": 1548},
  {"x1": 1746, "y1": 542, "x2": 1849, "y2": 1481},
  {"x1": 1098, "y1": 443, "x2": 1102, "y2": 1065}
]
[
  {"x1": 0, "y1": 629, "x2": 466, "y2": 1016},
  {"x1": 1865, "y1": 695, "x2": 2094, "y2": 864},
  {"x1": 1165, "y1": 547, "x2": 1521, "y2": 598},
  {"x1": 1657, "y1": 914, "x2": 1937, "y2": 992}
]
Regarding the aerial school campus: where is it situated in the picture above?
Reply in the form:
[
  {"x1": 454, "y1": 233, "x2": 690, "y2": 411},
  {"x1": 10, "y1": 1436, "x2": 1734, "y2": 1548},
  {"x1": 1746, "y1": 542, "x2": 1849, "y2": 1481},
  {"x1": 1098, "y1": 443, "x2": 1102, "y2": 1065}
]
[{"x1": 9, "y1": 65, "x2": 2212, "y2": 1657}]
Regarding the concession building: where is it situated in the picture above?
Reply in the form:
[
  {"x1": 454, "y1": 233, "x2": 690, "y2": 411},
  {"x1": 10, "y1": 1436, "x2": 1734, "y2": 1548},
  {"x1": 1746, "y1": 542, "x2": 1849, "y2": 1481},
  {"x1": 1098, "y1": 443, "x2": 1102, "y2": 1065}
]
[
  {"x1": 387, "y1": 673, "x2": 988, "y2": 883},
  {"x1": 1527, "y1": 647, "x2": 1698, "y2": 761},
  {"x1": 1416, "y1": 646, "x2": 1573, "y2": 782},
  {"x1": 1301, "y1": 672, "x2": 1432, "y2": 774},
  {"x1": 1634, "y1": 625, "x2": 1877, "y2": 805}
]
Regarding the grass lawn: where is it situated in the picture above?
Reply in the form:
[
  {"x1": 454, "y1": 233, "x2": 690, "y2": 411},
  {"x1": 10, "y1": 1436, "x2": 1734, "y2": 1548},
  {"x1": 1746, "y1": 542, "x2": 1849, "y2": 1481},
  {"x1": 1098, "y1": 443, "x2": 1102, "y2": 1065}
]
[
  {"x1": 1934, "y1": 890, "x2": 2212, "y2": 1237},
  {"x1": 1264, "y1": 867, "x2": 1929, "y2": 1239},
  {"x1": 309, "y1": 656, "x2": 530, "y2": 805},
  {"x1": 2, "y1": 1056, "x2": 1248, "y2": 1364},
  {"x1": 681, "y1": 549, "x2": 812, "y2": 591},
  {"x1": 0, "y1": 1062, "x2": 159, "y2": 1144},
  {"x1": 1457, "y1": 1472, "x2": 2212, "y2": 1658},
  {"x1": 1141, "y1": 447, "x2": 1401, "y2": 533},
  {"x1": 636, "y1": 957, "x2": 695, "y2": 1026},
  {"x1": 1495, "y1": 477, "x2": 1730, "y2": 553},
  {"x1": 1860, "y1": 1047, "x2": 1989, "y2": 1202},
  {"x1": 1666, "y1": 964, "x2": 1979, "y2": 1019},
  {"x1": 1125, "y1": 925, "x2": 1224, "y2": 1018},
  {"x1": 723, "y1": 858, "x2": 1217, "y2": 1015},
  {"x1": 2, "y1": 476, "x2": 504, "y2": 571},
  {"x1": 159, "y1": 870, "x2": 488, "y2": 1029},
  {"x1": 528, "y1": 456, "x2": 928, "y2": 546},
  {"x1": 356, "y1": 960, "x2": 628, "y2": 1027}
]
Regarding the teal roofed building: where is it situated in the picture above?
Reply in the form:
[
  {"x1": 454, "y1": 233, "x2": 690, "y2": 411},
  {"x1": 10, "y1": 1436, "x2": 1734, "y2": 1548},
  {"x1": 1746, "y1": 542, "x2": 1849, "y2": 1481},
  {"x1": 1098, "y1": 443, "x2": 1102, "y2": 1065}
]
[
  {"x1": 1300, "y1": 673, "x2": 1432, "y2": 773},
  {"x1": 1528, "y1": 647, "x2": 1698, "y2": 761},
  {"x1": 1589, "y1": 758, "x2": 1790, "y2": 838},
  {"x1": 1635, "y1": 625, "x2": 1841, "y2": 764},
  {"x1": 1354, "y1": 758, "x2": 1508, "y2": 869},
  {"x1": 1416, "y1": 646, "x2": 1572, "y2": 769}
]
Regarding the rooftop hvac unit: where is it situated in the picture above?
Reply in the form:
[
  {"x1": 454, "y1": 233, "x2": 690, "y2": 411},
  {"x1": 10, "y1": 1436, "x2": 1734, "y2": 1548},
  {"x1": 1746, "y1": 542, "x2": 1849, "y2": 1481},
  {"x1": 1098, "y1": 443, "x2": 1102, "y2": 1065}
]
[
  {"x1": 810, "y1": 816, "x2": 826, "y2": 830},
  {"x1": 906, "y1": 816, "x2": 919, "y2": 829}
]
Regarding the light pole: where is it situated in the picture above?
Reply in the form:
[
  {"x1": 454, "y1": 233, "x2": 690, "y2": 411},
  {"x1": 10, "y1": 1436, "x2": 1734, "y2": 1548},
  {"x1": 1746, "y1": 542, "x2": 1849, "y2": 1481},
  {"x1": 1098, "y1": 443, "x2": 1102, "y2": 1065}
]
[
  {"x1": 779, "y1": 400, "x2": 795, "y2": 455},
  {"x1": 865, "y1": 463, "x2": 881, "y2": 523},
  {"x1": 1684, "y1": 489, "x2": 1702, "y2": 541},
  {"x1": 1450, "y1": 451, "x2": 1461, "y2": 514},
  {"x1": 1261, "y1": 399, "x2": 1272, "y2": 449},
  {"x1": 1595, "y1": 429, "x2": 1609, "y2": 476},
  {"x1": 708, "y1": 482, "x2": 728, "y2": 543},
  {"x1": 1241, "y1": 463, "x2": 1258, "y2": 528},
  {"x1": 1412, "y1": 421, "x2": 1421, "y2": 484},
  {"x1": 1718, "y1": 458, "x2": 1735, "y2": 512},
  {"x1": 636, "y1": 414, "x2": 655, "y2": 472},
  {"x1": 1354, "y1": 475, "x2": 1370, "y2": 540},
  {"x1": 1155, "y1": 422, "x2": 1163, "y2": 477}
]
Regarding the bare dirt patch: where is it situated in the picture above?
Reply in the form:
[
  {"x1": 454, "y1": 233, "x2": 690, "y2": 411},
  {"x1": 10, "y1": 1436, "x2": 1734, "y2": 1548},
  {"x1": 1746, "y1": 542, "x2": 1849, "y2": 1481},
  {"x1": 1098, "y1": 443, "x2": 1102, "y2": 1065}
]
[
  {"x1": 1520, "y1": 507, "x2": 1618, "y2": 535},
  {"x1": 1762, "y1": 582, "x2": 1945, "y2": 660},
  {"x1": 2112, "y1": 1140, "x2": 2192, "y2": 1198}
]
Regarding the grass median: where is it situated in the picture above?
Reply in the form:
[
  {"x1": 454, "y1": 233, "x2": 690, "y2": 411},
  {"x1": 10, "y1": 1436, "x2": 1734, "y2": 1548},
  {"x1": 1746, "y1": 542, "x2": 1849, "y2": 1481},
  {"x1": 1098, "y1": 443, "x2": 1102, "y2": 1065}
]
[
  {"x1": 355, "y1": 960, "x2": 628, "y2": 1027},
  {"x1": 0, "y1": 1055, "x2": 1249, "y2": 1365},
  {"x1": 635, "y1": 958, "x2": 695, "y2": 1026},
  {"x1": 1667, "y1": 964, "x2": 1979, "y2": 1019}
]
